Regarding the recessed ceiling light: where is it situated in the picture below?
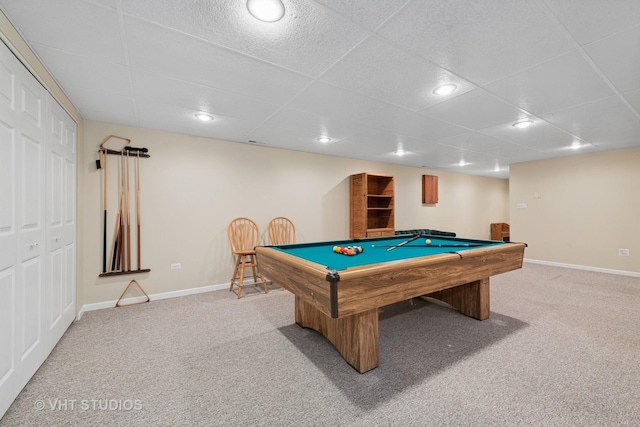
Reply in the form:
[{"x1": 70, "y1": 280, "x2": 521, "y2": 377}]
[
  {"x1": 458, "y1": 160, "x2": 468, "y2": 166},
  {"x1": 512, "y1": 119, "x2": 533, "y2": 129},
  {"x1": 247, "y1": 0, "x2": 285, "y2": 22},
  {"x1": 395, "y1": 149, "x2": 407, "y2": 156},
  {"x1": 433, "y1": 84, "x2": 457, "y2": 96},
  {"x1": 195, "y1": 113, "x2": 214, "y2": 122},
  {"x1": 316, "y1": 136, "x2": 332, "y2": 143},
  {"x1": 570, "y1": 141, "x2": 582, "y2": 149}
]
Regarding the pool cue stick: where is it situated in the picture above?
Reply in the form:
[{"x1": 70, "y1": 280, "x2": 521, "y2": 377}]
[
  {"x1": 99, "y1": 150, "x2": 108, "y2": 273},
  {"x1": 126, "y1": 149, "x2": 131, "y2": 271},
  {"x1": 386, "y1": 234, "x2": 421, "y2": 251},
  {"x1": 372, "y1": 243, "x2": 484, "y2": 248},
  {"x1": 119, "y1": 151, "x2": 126, "y2": 271},
  {"x1": 136, "y1": 150, "x2": 141, "y2": 270},
  {"x1": 110, "y1": 211, "x2": 121, "y2": 271}
]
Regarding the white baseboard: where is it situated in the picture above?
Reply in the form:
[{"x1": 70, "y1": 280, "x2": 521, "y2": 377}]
[
  {"x1": 524, "y1": 258, "x2": 640, "y2": 278},
  {"x1": 76, "y1": 282, "x2": 229, "y2": 320}
]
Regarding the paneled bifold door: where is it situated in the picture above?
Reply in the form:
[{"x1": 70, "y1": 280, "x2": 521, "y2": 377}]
[{"x1": 0, "y1": 40, "x2": 77, "y2": 418}]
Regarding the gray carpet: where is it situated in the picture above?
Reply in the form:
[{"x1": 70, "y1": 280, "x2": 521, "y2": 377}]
[{"x1": 1, "y1": 263, "x2": 639, "y2": 426}]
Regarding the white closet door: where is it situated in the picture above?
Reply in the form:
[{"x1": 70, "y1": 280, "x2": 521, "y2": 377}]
[
  {"x1": 46, "y1": 95, "x2": 76, "y2": 345},
  {"x1": 0, "y1": 40, "x2": 75, "y2": 418},
  {"x1": 0, "y1": 38, "x2": 22, "y2": 417}
]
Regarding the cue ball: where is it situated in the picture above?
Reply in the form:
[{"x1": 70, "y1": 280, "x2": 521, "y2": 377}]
[{"x1": 425, "y1": 239, "x2": 432, "y2": 245}]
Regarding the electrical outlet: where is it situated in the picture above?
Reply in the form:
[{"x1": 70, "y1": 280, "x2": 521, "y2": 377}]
[
  {"x1": 517, "y1": 203, "x2": 527, "y2": 209},
  {"x1": 170, "y1": 263, "x2": 182, "y2": 270},
  {"x1": 618, "y1": 249, "x2": 630, "y2": 257}
]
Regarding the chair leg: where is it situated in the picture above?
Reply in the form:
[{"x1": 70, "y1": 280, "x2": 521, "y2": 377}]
[
  {"x1": 250, "y1": 254, "x2": 259, "y2": 286},
  {"x1": 229, "y1": 255, "x2": 242, "y2": 292},
  {"x1": 250, "y1": 254, "x2": 268, "y2": 294},
  {"x1": 236, "y1": 256, "x2": 249, "y2": 299}
]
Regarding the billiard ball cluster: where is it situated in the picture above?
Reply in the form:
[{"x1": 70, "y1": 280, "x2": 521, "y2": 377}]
[{"x1": 333, "y1": 245, "x2": 364, "y2": 256}]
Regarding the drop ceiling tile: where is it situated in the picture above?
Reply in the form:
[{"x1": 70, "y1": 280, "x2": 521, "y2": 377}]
[
  {"x1": 480, "y1": 119, "x2": 576, "y2": 152},
  {"x1": 0, "y1": 0, "x2": 125, "y2": 63},
  {"x1": 327, "y1": 138, "x2": 397, "y2": 159},
  {"x1": 541, "y1": 96, "x2": 639, "y2": 135},
  {"x1": 246, "y1": 124, "x2": 323, "y2": 151},
  {"x1": 578, "y1": 120, "x2": 640, "y2": 151},
  {"x1": 121, "y1": 0, "x2": 369, "y2": 77},
  {"x1": 340, "y1": 127, "x2": 425, "y2": 154},
  {"x1": 420, "y1": 89, "x2": 525, "y2": 130},
  {"x1": 62, "y1": 85, "x2": 137, "y2": 127},
  {"x1": 624, "y1": 89, "x2": 640, "y2": 113},
  {"x1": 320, "y1": 36, "x2": 475, "y2": 112},
  {"x1": 584, "y1": 26, "x2": 640, "y2": 93},
  {"x1": 377, "y1": 0, "x2": 574, "y2": 85},
  {"x1": 287, "y1": 81, "x2": 412, "y2": 129},
  {"x1": 541, "y1": 0, "x2": 640, "y2": 45},
  {"x1": 131, "y1": 70, "x2": 279, "y2": 122},
  {"x1": 481, "y1": 142, "x2": 549, "y2": 165},
  {"x1": 392, "y1": 112, "x2": 469, "y2": 141},
  {"x1": 32, "y1": 44, "x2": 130, "y2": 97},
  {"x1": 435, "y1": 132, "x2": 510, "y2": 153},
  {"x1": 483, "y1": 51, "x2": 614, "y2": 115},
  {"x1": 264, "y1": 107, "x2": 371, "y2": 141},
  {"x1": 136, "y1": 100, "x2": 260, "y2": 142},
  {"x1": 313, "y1": 0, "x2": 411, "y2": 31},
  {"x1": 124, "y1": 17, "x2": 312, "y2": 105}
]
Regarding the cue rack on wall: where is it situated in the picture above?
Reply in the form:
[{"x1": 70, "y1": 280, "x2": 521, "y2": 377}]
[{"x1": 96, "y1": 135, "x2": 151, "y2": 279}]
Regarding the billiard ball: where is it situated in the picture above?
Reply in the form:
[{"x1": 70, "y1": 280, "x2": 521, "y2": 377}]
[{"x1": 425, "y1": 239, "x2": 432, "y2": 245}]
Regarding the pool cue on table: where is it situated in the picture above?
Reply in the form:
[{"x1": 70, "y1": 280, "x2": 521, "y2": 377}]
[
  {"x1": 373, "y1": 243, "x2": 484, "y2": 248},
  {"x1": 386, "y1": 234, "x2": 422, "y2": 251}
]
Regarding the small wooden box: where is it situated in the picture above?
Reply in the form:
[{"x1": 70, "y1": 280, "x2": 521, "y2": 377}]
[{"x1": 422, "y1": 175, "x2": 438, "y2": 204}]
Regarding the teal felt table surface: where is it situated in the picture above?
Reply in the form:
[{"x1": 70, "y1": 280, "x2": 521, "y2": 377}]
[{"x1": 269, "y1": 235, "x2": 505, "y2": 271}]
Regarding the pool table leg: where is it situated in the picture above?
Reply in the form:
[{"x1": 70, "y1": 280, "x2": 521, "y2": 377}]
[
  {"x1": 294, "y1": 296, "x2": 379, "y2": 373},
  {"x1": 425, "y1": 278, "x2": 490, "y2": 320}
]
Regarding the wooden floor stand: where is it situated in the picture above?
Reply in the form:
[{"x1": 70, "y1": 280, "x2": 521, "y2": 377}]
[{"x1": 116, "y1": 279, "x2": 150, "y2": 307}]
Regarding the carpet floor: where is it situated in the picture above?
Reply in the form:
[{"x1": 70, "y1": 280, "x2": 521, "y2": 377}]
[{"x1": 1, "y1": 263, "x2": 639, "y2": 426}]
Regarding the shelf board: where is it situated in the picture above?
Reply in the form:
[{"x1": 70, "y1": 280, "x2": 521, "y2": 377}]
[{"x1": 367, "y1": 194, "x2": 393, "y2": 198}]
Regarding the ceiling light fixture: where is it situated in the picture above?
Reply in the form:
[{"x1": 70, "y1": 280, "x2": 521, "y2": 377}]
[
  {"x1": 247, "y1": 0, "x2": 285, "y2": 22},
  {"x1": 512, "y1": 119, "x2": 533, "y2": 129},
  {"x1": 195, "y1": 113, "x2": 214, "y2": 122},
  {"x1": 395, "y1": 149, "x2": 407, "y2": 156},
  {"x1": 433, "y1": 84, "x2": 457, "y2": 96},
  {"x1": 570, "y1": 141, "x2": 582, "y2": 149},
  {"x1": 316, "y1": 136, "x2": 332, "y2": 143},
  {"x1": 458, "y1": 160, "x2": 468, "y2": 166}
]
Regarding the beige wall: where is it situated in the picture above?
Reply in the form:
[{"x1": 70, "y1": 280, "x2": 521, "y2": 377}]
[
  {"x1": 83, "y1": 121, "x2": 509, "y2": 306},
  {"x1": 510, "y1": 148, "x2": 640, "y2": 274}
]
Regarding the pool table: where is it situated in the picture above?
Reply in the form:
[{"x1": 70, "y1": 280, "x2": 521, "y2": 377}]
[{"x1": 255, "y1": 235, "x2": 526, "y2": 373}]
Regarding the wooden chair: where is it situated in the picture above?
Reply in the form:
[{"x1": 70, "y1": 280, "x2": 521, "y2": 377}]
[
  {"x1": 267, "y1": 217, "x2": 296, "y2": 291},
  {"x1": 227, "y1": 217, "x2": 268, "y2": 298},
  {"x1": 267, "y1": 216, "x2": 296, "y2": 246}
]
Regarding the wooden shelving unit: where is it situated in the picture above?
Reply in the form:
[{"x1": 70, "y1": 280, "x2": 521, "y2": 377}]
[
  {"x1": 350, "y1": 173, "x2": 395, "y2": 238},
  {"x1": 491, "y1": 223, "x2": 510, "y2": 242}
]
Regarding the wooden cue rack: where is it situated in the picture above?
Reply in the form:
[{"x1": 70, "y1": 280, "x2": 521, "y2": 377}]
[{"x1": 97, "y1": 135, "x2": 151, "y2": 278}]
